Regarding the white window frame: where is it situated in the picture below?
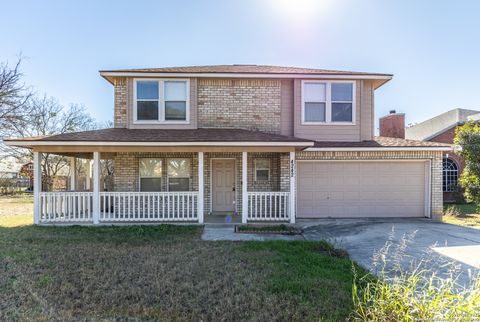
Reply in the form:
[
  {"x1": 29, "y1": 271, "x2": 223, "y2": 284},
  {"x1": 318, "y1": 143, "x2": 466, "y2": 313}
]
[
  {"x1": 138, "y1": 158, "x2": 163, "y2": 192},
  {"x1": 166, "y1": 158, "x2": 191, "y2": 192},
  {"x1": 442, "y1": 157, "x2": 459, "y2": 192},
  {"x1": 301, "y1": 80, "x2": 356, "y2": 125},
  {"x1": 254, "y1": 158, "x2": 271, "y2": 181},
  {"x1": 133, "y1": 78, "x2": 190, "y2": 125}
]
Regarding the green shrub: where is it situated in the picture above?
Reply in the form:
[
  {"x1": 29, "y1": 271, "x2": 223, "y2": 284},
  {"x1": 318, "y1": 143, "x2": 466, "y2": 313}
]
[
  {"x1": 351, "y1": 230, "x2": 480, "y2": 321},
  {"x1": 444, "y1": 205, "x2": 462, "y2": 218}
]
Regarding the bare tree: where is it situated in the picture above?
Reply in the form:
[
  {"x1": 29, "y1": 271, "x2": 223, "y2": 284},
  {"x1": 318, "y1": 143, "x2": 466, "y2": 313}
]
[
  {"x1": 0, "y1": 57, "x2": 32, "y2": 135},
  {"x1": 2, "y1": 95, "x2": 97, "y2": 190}
]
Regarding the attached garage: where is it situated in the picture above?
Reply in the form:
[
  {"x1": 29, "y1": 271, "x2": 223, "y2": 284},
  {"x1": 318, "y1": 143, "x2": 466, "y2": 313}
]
[{"x1": 296, "y1": 161, "x2": 430, "y2": 218}]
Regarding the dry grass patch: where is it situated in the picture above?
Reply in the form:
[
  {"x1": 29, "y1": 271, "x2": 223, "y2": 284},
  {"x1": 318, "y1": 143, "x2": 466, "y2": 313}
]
[
  {"x1": 443, "y1": 204, "x2": 480, "y2": 228},
  {"x1": 0, "y1": 223, "x2": 360, "y2": 321},
  {"x1": 0, "y1": 194, "x2": 33, "y2": 227}
]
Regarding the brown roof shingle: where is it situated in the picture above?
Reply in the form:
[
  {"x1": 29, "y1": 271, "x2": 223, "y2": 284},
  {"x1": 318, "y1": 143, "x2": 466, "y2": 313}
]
[
  {"x1": 6, "y1": 128, "x2": 312, "y2": 143},
  {"x1": 100, "y1": 64, "x2": 392, "y2": 77},
  {"x1": 6, "y1": 130, "x2": 449, "y2": 150},
  {"x1": 312, "y1": 136, "x2": 452, "y2": 148}
]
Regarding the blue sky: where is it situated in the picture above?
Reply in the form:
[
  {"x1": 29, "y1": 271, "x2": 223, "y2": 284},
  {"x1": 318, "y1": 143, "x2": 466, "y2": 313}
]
[{"x1": 1, "y1": 0, "x2": 479, "y2": 131}]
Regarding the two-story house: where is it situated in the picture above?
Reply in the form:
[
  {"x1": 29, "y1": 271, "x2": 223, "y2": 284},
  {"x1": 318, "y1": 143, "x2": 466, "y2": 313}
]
[{"x1": 5, "y1": 65, "x2": 450, "y2": 225}]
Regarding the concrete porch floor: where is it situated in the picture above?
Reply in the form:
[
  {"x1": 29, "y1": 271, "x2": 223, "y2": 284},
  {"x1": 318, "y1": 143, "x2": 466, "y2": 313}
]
[{"x1": 204, "y1": 213, "x2": 242, "y2": 224}]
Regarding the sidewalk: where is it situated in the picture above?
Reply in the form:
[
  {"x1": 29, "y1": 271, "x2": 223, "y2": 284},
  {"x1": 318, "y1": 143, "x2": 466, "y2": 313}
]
[{"x1": 201, "y1": 224, "x2": 304, "y2": 241}]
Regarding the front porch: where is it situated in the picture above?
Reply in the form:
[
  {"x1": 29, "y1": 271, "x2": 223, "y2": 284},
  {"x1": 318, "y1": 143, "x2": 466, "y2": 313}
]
[{"x1": 32, "y1": 150, "x2": 296, "y2": 225}]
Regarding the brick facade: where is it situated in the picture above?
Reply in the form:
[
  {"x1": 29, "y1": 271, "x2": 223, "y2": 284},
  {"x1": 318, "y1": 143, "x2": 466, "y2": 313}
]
[
  {"x1": 379, "y1": 113, "x2": 405, "y2": 139},
  {"x1": 107, "y1": 75, "x2": 444, "y2": 221},
  {"x1": 429, "y1": 126, "x2": 465, "y2": 202},
  {"x1": 114, "y1": 152, "x2": 199, "y2": 192},
  {"x1": 113, "y1": 77, "x2": 127, "y2": 128},
  {"x1": 197, "y1": 79, "x2": 282, "y2": 133},
  {"x1": 112, "y1": 150, "x2": 443, "y2": 220},
  {"x1": 113, "y1": 152, "x2": 289, "y2": 217}
]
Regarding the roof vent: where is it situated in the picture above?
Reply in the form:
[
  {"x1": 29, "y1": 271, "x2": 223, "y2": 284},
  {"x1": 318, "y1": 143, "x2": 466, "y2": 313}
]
[{"x1": 389, "y1": 109, "x2": 396, "y2": 114}]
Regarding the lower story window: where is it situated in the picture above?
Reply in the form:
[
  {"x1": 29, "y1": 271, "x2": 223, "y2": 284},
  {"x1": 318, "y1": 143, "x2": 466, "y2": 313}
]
[
  {"x1": 255, "y1": 159, "x2": 270, "y2": 181},
  {"x1": 167, "y1": 158, "x2": 191, "y2": 191},
  {"x1": 139, "y1": 158, "x2": 163, "y2": 191},
  {"x1": 443, "y1": 157, "x2": 459, "y2": 192}
]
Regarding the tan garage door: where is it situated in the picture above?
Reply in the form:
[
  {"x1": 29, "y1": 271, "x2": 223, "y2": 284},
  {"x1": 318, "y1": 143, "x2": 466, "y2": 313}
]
[{"x1": 297, "y1": 161, "x2": 428, "y2": 218}]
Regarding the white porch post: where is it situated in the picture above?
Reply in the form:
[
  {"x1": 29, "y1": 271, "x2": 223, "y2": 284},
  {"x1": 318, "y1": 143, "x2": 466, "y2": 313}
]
[
  {"x1": 33, "y1": 152, "x2": 42, "y2": 224},
  {"x1": 289, "y1": 151, "x2": 296, "y2": 224},
  {"x1": 198, "y1": 152, "x2": 204, "y2": 223},
  {"x1": 92, "y1": 152, "x2": 100, "y2": 224},
  {"x1": 70, "y1": 157, "x2": 76, "y2": 191},
  {"x1": 242, "y1": 151, "x2": 248, "y2": 223},
  {"x1": 85, "y1": 159, "x2": 92, "y2": 190}
]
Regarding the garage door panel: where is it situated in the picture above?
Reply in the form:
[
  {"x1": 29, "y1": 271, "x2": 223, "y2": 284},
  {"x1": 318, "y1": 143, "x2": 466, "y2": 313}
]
[
  {"x1": 301, "y1": 177, "x2": 317, "y2": 190},
  {"x1": 343, "y1": 176, "x2": 361, "y2": 186},
  {"x1": 297, "y1": 161, "x2": 427, "y2": 218},
  {"x1": 343, "y1": 191, "x2": 360, "y2": 200}
]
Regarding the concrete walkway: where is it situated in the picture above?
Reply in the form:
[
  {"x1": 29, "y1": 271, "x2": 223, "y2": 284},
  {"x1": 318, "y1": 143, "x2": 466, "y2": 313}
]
[{"x1": 201, "y1": 224, "x2": 304, "y2": 241}]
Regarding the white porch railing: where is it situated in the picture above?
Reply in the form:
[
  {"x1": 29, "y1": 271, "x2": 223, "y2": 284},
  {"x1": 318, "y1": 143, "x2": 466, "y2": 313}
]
[
  {"x1": 40, "y1": 192, "x2": 93, "y2": 223},
  {"x1": 100, "y1": 192, "x2": 198, "y2": 222},
  {"x1": 38, "y1": 191, "x2": 198, "y2": 223},
  {"x1": 247, "y1": 192, "x2": 290, "y2": 221}
]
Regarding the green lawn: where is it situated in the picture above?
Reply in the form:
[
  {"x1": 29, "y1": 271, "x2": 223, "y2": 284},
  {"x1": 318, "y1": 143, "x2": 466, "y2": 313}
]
[
  {"x1": 0, "y1": 196, "x2": 362, "y2": 321},
  {"x1": 443, "y1": 203, "x2": 480, "y2": 228}
]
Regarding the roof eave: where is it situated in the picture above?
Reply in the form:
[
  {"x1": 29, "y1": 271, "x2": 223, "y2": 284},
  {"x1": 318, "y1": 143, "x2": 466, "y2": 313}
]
[
  {"x1": 304, "y1": 146, "x2": 452, "y2": 152},
  {"x1": 3, "y1": 140, "x2": 314, "y2": 148},
  {"x1": 99, "y1": 71, "x2": 393, "y2": 82}
]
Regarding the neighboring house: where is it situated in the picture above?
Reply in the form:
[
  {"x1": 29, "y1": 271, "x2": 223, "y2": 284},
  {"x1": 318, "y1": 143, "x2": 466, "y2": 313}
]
[
  {"x1": 0, "y1": 171, "x2": 21, "y2": 179},
  {"x1": 0, "y1": 157, "x2": 30, "y2": 192},
  {"x1": 20, "y1": 162, "x2": 33, "y2": 181},
  {"x1": 402, "y1": 108, "x2": 479, "y2": 202},
  {"x1": 4, "y1": 65, "x2": 450, "y2": 225},
  {"x1": 0, "y1": 157, "x2": 23, "y2": 179},
  {"x1": 380, "y1": 108, "x2": 480, "y2": 202}
]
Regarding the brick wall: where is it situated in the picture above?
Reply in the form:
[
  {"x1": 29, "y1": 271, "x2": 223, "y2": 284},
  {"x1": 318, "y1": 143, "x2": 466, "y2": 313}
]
[
  {"x1": 296, "y1": 150, "x2": 444, "y2": 220},
  {"x1": 203, "y1": 152, "x2": 284, "y2": 215},
  {"x1": 197, "y1": 79, "x2": 282, "y2": 133},
  {"x1": 379, "y1": 113, "x2": 405, "y2": 139},
  {"x1": 114, "y1": 77, "x2": 127, "y2": 128},
  {"x1": 114, "y1": 152, "x2": 199, "y2": 192},
  {"x1": 429, "y1": 126, "x2": 464, "y2": 202},
  {"x1": 112, "y1": 150, "x2": 442, "y2": 220},
  {"x1": 113, "y1": 152, "x2": 288, "y2": 216}
]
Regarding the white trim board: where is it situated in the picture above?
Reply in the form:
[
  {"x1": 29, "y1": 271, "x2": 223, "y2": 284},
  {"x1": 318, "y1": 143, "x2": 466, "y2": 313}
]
[
  {"x1": 300, "y1": 80, "x2": 356, "y2": 126},
  {"x1": 133, "y1": 78, "x2": 191, "y2": 125},
  {"x1": 100, "y1": 71, "x2": 392, "y2": 81}
]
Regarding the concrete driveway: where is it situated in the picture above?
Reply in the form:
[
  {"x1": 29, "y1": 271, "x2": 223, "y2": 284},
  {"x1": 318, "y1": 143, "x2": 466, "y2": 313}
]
[{"x1": 298, "y1": 218, "x2": 480, "y2": 288}]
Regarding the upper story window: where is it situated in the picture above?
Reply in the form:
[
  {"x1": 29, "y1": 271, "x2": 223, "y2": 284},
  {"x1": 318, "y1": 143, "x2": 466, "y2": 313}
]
[
  {"x1": 301, "y1": 81, "x2": 355, "y2": 125},
  {"x1": 134, "y1": 79, "x2": 189, "y2": 124}
]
